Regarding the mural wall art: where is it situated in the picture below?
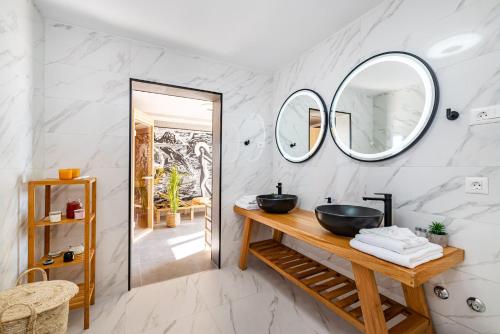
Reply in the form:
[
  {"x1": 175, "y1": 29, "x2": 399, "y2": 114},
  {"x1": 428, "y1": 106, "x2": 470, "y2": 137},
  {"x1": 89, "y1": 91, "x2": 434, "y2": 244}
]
[{"x1": 154, "y1": 127, "x2": 212, "y2": 206}]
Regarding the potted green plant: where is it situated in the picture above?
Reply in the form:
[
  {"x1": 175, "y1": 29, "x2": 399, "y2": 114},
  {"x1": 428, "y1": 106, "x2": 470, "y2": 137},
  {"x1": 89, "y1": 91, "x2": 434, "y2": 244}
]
[
  {"x1": 427, "y1": 221, "x2": 448, "y2": 247},
  {"x1": 166, "y1": 166, "x2": 182, "y2": 228}
]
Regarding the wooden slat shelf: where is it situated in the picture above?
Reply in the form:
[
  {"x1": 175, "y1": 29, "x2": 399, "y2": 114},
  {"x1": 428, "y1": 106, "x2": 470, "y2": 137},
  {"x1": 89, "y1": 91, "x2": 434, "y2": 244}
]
[
  {"x1": 70, "y1": 282, "x2": 95, "y2": 310},
  {"x1": 35, "y1": 213, "x2": 96, "y2": 227},
  {"x1": 35, "y1": 248, "x2": 95, "y2": 270},
  {"x1": 29, "y1": 177, "x2": 96, "y2": 186},
  {"x1": 250, "y1": 239, "x2": 429, "y2": 334}
]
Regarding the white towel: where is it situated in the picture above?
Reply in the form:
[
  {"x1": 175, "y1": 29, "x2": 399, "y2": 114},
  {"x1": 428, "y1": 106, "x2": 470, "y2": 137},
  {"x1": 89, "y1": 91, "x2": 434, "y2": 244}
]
[
  {"x1": 235, "y1": 202, "x2": 259, "y2": 210},
  {"x1": 355, "y1": 233, "x2": 429, "y2": 254},
  {"x1": 359, "y1": 226, "x2": 427, "y2": 248},
  {"x1": 237, "y1": 195, "x2": 257, "y2": 204},
  {"x1": 235, "y1": 195, "x2": 259, "y2": 210},
  {"x1": 350, "y1": 239, "x2": 443, "y2": 268}
]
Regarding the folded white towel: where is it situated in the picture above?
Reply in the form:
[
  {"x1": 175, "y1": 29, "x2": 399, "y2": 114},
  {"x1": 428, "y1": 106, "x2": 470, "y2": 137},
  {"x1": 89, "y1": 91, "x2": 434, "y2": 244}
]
[
  {"x1": 236, "y1": 195, "x2": 257, "y2": 204},
  {"x1": 359, "y1": 226, "x2": 426, "y2": 248},
  {"x1": 355, "y1": 233, "x2": 429, "y2": 254},
  {"x1": 349, "y1": 239, "x2": 443, "y2": 268},
  {"x1": 235, "y1": 198, "x2": 259, "y2": 210}
]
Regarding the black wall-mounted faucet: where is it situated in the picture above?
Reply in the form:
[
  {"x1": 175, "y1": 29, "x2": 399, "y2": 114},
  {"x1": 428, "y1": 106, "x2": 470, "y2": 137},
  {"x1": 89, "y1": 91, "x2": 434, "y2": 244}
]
[
  {"x1": 362, "y1": 193, "x2": 392, "y2": 227},
  {"x1": 276, "y1": 182, "x2": 282, "y2": 195},
  {"x1": 325, "y1": 197, "x2": 333, "y2": 204}
]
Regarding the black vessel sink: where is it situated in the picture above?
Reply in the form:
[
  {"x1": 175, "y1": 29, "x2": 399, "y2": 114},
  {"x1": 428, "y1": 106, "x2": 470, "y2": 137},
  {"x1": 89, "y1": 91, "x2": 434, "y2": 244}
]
[
  {"x1": 315, "y1": 205, "x2": 383, "y2": 237},
  {"x1": 257, "y1": 194, "x2": 298, "y2": 214}
]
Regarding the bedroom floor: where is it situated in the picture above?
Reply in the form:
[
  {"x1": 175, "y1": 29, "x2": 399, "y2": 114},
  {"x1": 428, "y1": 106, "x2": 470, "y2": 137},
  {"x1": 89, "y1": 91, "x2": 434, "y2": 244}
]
[{"x1": 131, "y1": 213, "x2": 214, "y2": 287}]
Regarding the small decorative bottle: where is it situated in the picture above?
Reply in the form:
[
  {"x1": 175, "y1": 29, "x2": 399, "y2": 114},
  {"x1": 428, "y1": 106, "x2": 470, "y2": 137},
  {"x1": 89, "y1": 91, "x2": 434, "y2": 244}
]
[{"x1": 66, "y1": 200, "x2": 82, "y2": 219}]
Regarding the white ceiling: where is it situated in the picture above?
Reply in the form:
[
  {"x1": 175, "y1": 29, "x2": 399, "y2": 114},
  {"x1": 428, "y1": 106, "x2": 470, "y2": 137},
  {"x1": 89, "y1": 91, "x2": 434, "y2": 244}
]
[
  {"x1": 133, "y1": 91, "x2": 212, "y2": 131},
  {"x1": 349, "y1": 62, "x2": 423, "y2": 93},
  {"x1": 35, "y1": 0, "x2": 383, "y2": 71}
]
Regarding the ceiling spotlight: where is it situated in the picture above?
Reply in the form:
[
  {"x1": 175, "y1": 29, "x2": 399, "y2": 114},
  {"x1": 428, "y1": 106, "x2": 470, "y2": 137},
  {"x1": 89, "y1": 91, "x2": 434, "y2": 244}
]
[{"x1": 427, "y1": 33, "x2": 482, "y2": 59}]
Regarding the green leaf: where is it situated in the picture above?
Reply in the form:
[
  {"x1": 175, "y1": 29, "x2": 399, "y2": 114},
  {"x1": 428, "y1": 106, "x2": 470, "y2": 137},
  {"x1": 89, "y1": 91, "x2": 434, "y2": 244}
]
[
  {"x1": 428, "y1": 221, "x2": 446, "y2": 235},
  {"x1": 166, "y1": 166, "x2": 182, "y2": 213}
]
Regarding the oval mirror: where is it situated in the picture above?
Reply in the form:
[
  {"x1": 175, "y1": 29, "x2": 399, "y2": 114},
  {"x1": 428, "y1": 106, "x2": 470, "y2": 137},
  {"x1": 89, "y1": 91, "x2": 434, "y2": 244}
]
[
  {"x1": 276, "y1": 89, "x2": 327, "y2": 163},
  {"x1": 329, "y1": 52, "x2": 439, "y2": 162}
]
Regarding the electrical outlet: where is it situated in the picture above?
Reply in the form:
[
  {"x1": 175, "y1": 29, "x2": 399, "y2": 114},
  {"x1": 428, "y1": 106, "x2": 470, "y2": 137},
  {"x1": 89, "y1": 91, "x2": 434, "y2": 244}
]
[
  {"x1": 465, "y1": 177, "x2": 489, "y2": 194},
  {"x1": 470, "y1": 105, "x2": 500, "y2": 125}
]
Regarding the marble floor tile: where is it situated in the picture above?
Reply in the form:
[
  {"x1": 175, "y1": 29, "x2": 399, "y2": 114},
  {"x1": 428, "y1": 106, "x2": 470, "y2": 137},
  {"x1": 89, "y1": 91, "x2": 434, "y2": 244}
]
[
  {"x1": 139, "y1": 252, "x2": 213, "y2": 286},
  {"x1": 140, "y1": 310, "x2": 221, "y2": 334},
  {"x1": 125, "y1": 275, "x2": 208, "y2": 333},
  {"x1": 190, "y1": 264, "x2": 274, "y2": 308},
  {"x1": 209, "y1": 292, "x2": 281, "y2": 334},
  {"x1": 68, "y1": 263, "x2": 381, "y2": 334},
  {"x1": 67, "y1": 293, "x2": 127, "y2": 334}
]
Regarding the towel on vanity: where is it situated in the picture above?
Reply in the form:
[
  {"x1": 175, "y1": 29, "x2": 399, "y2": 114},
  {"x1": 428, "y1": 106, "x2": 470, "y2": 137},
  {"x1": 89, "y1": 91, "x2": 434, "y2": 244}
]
[
  {"x1": 359, "y1": 226, "x2": 428, "y2": 249},
  {"x1": 355, "y1": 233, "x2": 429, "y2": 254},
  {"x1": 235, "y1": 195, "x2": 259, "y2": 210},
  {"x1": 350, "y1": 239, "x2": 443, "y2": 268}
]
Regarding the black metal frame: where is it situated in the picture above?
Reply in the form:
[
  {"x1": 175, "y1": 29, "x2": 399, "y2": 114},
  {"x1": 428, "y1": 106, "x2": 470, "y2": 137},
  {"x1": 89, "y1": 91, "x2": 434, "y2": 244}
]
[
  {"x1": 275, "y1": 89, "x2": 327, "y2": 163},
  {"x1": 128, "y1": 78, "x2": 223, "y2": 290},
  {"x1": 328, "y1": 51, "x2": 440, "y2": 162}
]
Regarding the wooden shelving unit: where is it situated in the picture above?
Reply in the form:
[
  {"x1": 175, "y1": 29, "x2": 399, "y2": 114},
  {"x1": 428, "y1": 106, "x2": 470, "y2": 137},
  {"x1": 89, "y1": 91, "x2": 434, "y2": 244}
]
[
  {"x1": 250, "y1": 240, "x2": 428, "y2": 333},
  {"x1": 28, "y1": 177, "x2": 97, "y2": 330},
  {"x1": 235, "y1": 206, "x2": 465, "y2": 334}
]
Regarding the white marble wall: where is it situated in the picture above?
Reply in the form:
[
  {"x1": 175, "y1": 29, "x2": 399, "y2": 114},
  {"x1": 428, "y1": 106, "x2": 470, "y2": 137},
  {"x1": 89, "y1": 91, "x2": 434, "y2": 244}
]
[
  {"x1": 43, "y1": 20, "x2": 274, "y2": 296},
  {"x1": 272, "y1": 0, "x2": 500, "y2": 333},
  {"x1": 4, "y1": 1, "x2": 499, "y2": 332},
  {"x1": 373, "y1": 86, "x2": 423, "y2": 150},
  {"x1": 0, "y1": 0, "x2": 44, "y2": 290},
  {"x1": 336, "y1": 87, "x2": 376, "y2": 153}
]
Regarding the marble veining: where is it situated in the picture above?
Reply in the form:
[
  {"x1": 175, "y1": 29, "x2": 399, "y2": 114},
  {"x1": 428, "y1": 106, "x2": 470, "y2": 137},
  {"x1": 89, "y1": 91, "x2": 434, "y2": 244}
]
[
  {"x1": 0, "y1": 0, "x2": 44, "y2": 290},
  {"x1": 2, "y1": 1, "x2": 499, "y2": 333},
  {"x1": 272, "y1": 0, "x2": 500, "y2": 332},
  {"x1": 42, "y1": 18, "x2": 275, "y2": 296},
  {"x1": 67, "y1": 264, "x2": 361, "y2": 334}
]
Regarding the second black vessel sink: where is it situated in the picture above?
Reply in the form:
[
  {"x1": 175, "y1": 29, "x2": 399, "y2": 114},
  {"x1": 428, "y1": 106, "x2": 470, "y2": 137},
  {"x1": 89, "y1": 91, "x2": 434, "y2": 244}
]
[
  {"x1": 315, "y1": 205, "x2": 383, "y2": 237},
  {"x1": 257, "y1": 194, "x2": 298, "y2": 214}
]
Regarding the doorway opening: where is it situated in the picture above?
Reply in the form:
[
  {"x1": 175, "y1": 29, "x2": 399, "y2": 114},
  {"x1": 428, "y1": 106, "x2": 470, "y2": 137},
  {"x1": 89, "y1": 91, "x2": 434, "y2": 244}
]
[{"x1": 129, "y1": 79, "x2": 222, "y2": 289}]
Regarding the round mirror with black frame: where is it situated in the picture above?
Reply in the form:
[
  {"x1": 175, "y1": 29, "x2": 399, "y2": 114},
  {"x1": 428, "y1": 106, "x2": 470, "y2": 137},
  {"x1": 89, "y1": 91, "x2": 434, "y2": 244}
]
[
  {"x1": 276, "y1": 89, "x2": 327, "y2": 163},
  {"x1": 329, "y1": 51, "x2": 439, "y2": 162}
]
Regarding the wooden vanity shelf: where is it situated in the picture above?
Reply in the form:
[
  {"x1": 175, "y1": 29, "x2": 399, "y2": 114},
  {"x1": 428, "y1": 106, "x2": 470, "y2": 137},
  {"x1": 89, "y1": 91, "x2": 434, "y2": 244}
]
[
  {"x1": 28, "y1": 177, "x2": 97, "y2": 330},
  {"x1": 235, "y1": 206, "x2": 465, "y2": 334},
  {"x1": 250, "y1": 239, "x2": 428, "y2": 333}
]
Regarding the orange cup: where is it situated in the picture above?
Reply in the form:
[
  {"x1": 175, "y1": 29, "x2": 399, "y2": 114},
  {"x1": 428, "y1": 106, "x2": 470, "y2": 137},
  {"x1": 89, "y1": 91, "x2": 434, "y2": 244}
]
[
  {"x1": 71, "y1": 168, "x2": 81, "y2": 178},
  {"x1": 59, "y1": 169, "x2": 73, "y2": 180}
]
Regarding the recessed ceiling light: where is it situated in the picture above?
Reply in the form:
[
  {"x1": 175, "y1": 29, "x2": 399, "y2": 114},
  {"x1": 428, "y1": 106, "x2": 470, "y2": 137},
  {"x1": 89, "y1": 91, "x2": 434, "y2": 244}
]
[{"x1": 427, "y1": 33, "x2": 482, "y2": 59}]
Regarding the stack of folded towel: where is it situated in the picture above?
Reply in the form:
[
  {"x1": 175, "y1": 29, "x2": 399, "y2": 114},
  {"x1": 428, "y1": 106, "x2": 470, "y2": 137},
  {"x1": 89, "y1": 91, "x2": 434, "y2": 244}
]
[
  {"x1": 235, "y1": 195, "x2": 259, "y2": 210},
  {"x1": 349, "y1": 226, "x2": 443, "y2": 268}
]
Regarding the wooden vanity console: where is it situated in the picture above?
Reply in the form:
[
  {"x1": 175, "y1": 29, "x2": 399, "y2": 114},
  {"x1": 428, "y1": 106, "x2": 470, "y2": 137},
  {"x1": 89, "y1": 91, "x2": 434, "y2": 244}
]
[{"x1": 234, "y1": 207, "x2": 464, "y2": 334}]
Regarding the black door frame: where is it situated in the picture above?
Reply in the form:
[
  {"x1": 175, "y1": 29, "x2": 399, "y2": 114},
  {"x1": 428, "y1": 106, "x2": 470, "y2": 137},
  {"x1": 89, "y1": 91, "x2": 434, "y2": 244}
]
[{"x1": 128, "y1": 78, "x2": 223, "y2": 290}]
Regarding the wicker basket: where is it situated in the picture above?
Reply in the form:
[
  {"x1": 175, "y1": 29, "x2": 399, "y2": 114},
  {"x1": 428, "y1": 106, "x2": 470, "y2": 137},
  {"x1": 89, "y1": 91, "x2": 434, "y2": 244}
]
[{"x1": 0, "y1": 268, "x2": 78, "y2": 334}]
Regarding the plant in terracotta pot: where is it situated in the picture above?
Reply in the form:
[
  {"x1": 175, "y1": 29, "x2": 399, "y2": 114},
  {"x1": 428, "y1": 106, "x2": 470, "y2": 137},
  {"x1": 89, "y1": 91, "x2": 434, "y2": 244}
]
[
  {"x1": 166, "y1": 166, "x2": 182, "y2": 228},
  {"x1": 427, "y1": 221, "x2": 448, "y2": 247}
]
